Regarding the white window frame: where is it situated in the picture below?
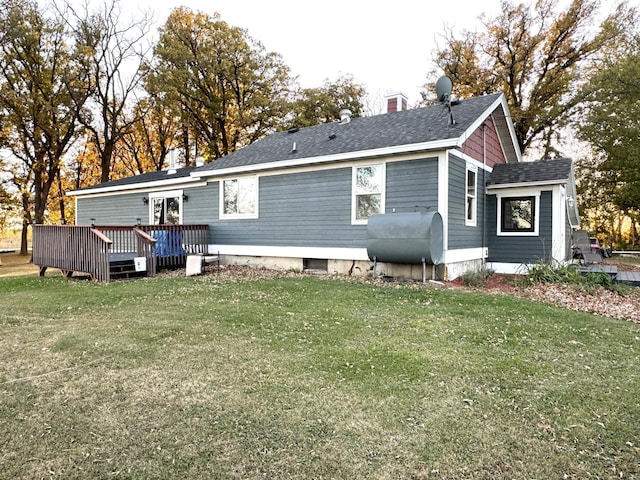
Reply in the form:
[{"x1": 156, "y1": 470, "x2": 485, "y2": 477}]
[
  {"x1": 148, "y1": 189, "x2": 184, "y2": 225},
  {"x1": 465, "y1": 164, "x2": 477, "y2": 226},
  {"x1": 219, "y1": 175, "x2": 259, "y2": 219},
  {"x1": 496, "y1": 189, "x2": 540, "y2": 236},
  {"x1": 352, "y1": 163, "x2": 385, "y2": 225}
]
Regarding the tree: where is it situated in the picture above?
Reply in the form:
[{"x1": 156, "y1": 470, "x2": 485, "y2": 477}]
[
  {"x1": 432, "y1": 0, "x2": 636, "y2": 157},
  {"x1": 288, "y1": 75, "x2": 367, "y2": 128},
  {"x1": 119, "y1": 94, "x2": 181, "y2": 175},
  {"x1": 577, "y1": 36, "x2": 640, "y2": 247},
  {"x1": 0, "y1": 165, "x2": 15, "y2": 232},
  {"x1": 147, "y1": 7, "x2": 293, "y2": 162},
  {"x1": 0, "y1": 0, "x2": 91, "y2": 252},
  {"x1": 70, "y1": 0, "x2": 153, "y2": 183}
]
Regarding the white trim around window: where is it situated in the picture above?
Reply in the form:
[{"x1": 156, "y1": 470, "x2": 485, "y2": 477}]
[
  {"x1": 465, "y1": 163, "x2": 477, "y2": 227},
  {"x1": 496, "y1": 190, "x2": 541, "y2": 236},
  {"x1": 351, "y1": 163, "x2": 385, "y2": 225},
  {"x1": 148, "y1": 189, "x2": 184, "y2": 225},
  {"x1": 219, "y1": 175, "x2": 259, "y2": 219}
]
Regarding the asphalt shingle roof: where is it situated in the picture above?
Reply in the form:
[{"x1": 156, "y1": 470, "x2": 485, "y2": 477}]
[
  {"x1": 73, "y1": 93, "x2": 506, "y2": 193},
  {"x1": 487, "y1": 158, "x2": 573, "y2": 186},
  {"x1": 198, "y1": 93, "x2": 503, "y2": 172},
  {"x1": 74, "y1": 166, "x2": 197, "y2": 192}
]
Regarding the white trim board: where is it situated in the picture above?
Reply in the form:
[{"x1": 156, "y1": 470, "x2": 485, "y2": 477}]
[{"x1": 210, "y1": 245, "x2": 371, "y2": 261}]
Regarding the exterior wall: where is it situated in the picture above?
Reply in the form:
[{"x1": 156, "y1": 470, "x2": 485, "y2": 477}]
[
  {"x1": 386, "y1": 157, "x2": 439, "y2": 212},
  {"x1": 75, "y1": 156, "x2": 440, "y2": 255},
  {"x1": 447, "y1": 155, "x2": 486, "y2": 250},
  {"x1": 77, "y1": 183, "x2": 214, "y2": 230},
  {"x1": 486, "y1": 190, "x2": 553, "y2": 264},
  {"x1": 459, "y1": 117, "x2": 506, "y2": 167},
  {"x1": 214, "y1": 167, "x2": 355, "y2": 247},
  {"x1": 76, "y1": 193, "x2": 148, "y2": 225},
  {"x1": 212, "y1": 157, "x2": 439, "y2": 249}
]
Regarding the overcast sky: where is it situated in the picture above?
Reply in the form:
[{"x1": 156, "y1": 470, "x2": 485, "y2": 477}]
[{"x1": 129, "y1": 0, "x2": 504, "y2": 111}]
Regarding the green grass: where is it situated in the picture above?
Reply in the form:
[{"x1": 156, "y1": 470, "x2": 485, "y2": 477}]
[{"x1": 1, "y1": 273, "x2": 639, "y2": 479}]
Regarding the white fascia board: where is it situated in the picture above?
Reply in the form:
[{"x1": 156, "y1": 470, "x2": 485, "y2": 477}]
[
  {"x1": 486, "y1": 179, "x2": 567, "y2": 191},
  {"x1": 67, "y1": 178, "x2": 207, "y2": 197},
  {"x1": 449, "y1": 149, "x2": 494, "y2": 172},
  {"x1": 193, "y1": 139, "x2": 459, "y2": 179}
]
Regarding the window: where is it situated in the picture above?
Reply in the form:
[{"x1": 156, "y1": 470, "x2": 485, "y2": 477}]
[
  {"x1": 149, "y1": 191, "x2": 183, "y2": 225},
  {"x1": 500, "y1": 196, "x2": 536, "y2": 233},
  {"x1": 353, "y1": 164, "x2": 384, "y2": 224},
  {"x1": 221, "y1": 176, "x2": 258, "y2": 218},
  {"x1": 466, "y1": 165, "x2": 477, "y2": 226}
]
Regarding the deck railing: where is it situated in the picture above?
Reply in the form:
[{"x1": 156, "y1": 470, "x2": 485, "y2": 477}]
[
  {"x1": 33, "y1": 225, "x2": 113, "y2": 282},
  {"x1": 136, "y1": 224, "x2": 208, "y2": 269},
  {"x1": 33, "y1": 224, "x2": 209, "y2": 282}
]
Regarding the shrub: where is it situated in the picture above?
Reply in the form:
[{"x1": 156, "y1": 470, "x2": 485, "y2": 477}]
[
  {"x1": 526, "y1": 262, "x2": 582, "y2": 284},
  {"x1": 526, "y1": 262, "x2": 620, "y2": 292},
  {"x1": 461, "y1": 268, "x2": 493, "y2": 287}
]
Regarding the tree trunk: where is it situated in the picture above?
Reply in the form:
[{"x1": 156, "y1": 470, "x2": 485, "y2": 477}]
[
  {"x1": 57, "y1": 170, "x2": 66, "y2": 224},
  {"x1": 20, "y1": 219, "x2": 29, "y2": 256},
  {"x1": 101, "y1": 140, "x2": 115, "y2": 183}
]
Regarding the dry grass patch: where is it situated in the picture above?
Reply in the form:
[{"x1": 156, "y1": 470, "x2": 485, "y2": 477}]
[{"x1": 0, "y1": 251, "x2": 38, "y2": 278}]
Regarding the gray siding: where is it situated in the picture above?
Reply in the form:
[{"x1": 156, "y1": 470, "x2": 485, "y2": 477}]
[
  {"x1": 213, "y1": 167, "x2": 357, "y2": 247},
  {"x1": 77, "y1": 194, "x2": 148, "y2": 225},
  {"x1": 448, "y1": 156, "x2": 485, "y2": 250},
  {"x1": 211, "y1": 158, "x2": 439, "y2": 248},
  {"x1": 386, "y1": 157, "x2": 438, "y2": 213},
  {"x1": 487, "y1": 191, "x2": 554, "y2": 263},
  {"x1": 75, "y1": 157, "x2": 440, "y2": 250},
  {"x1": 76, "y1": 185, "x2": 216, "y2": 229}
]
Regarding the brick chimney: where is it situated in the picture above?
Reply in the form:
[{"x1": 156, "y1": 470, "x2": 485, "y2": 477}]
[{"x1": 384, "y1": 92, "x2": 408, "y2": 113}]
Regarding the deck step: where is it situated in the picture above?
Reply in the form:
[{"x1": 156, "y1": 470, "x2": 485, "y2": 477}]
[
  {"x1": 615, "y1": 271, "x2": 640, "y2": 287},
  {"x1": 579, "y1": 264, "x2": 617, "y2": 278}
]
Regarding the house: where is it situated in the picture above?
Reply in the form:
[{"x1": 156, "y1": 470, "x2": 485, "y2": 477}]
[{"x1": 67, "y1": 92, "x2": 580, "y2": 280}]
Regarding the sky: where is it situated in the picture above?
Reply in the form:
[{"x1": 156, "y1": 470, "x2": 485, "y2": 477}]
[{"x1": 130, "y1": 0, "x2": 504, "y2": 111}]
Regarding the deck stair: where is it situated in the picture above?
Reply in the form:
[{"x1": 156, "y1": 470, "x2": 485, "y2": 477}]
[{"x1": 109, "y1": 253, "x2": 145, "y2": 279}]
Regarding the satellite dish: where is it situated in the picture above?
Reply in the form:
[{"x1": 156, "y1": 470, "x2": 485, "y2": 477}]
[{"x1": 435, "y1": 76, "x2": 453, "y2": 103}]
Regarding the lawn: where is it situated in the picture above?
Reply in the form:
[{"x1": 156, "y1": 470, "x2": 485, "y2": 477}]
[{"x1": 1, "y1": 270, "x2": 639, "y2": 479}]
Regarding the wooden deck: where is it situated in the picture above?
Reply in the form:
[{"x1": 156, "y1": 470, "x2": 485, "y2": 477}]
[{"x1": 33, "y1": 224, "x2": 209, "y2": 282}]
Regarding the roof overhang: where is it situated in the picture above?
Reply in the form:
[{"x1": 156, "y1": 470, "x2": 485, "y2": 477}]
[
  {"x1": 193, "y1": 138, "x2": 460, "y2": 178},
  {"x1": 68, "y1": 177, "x2": 207, "y2": 197},
  {"x1": 486, "y1": 179, "x2": 567, "y2": 191}
]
